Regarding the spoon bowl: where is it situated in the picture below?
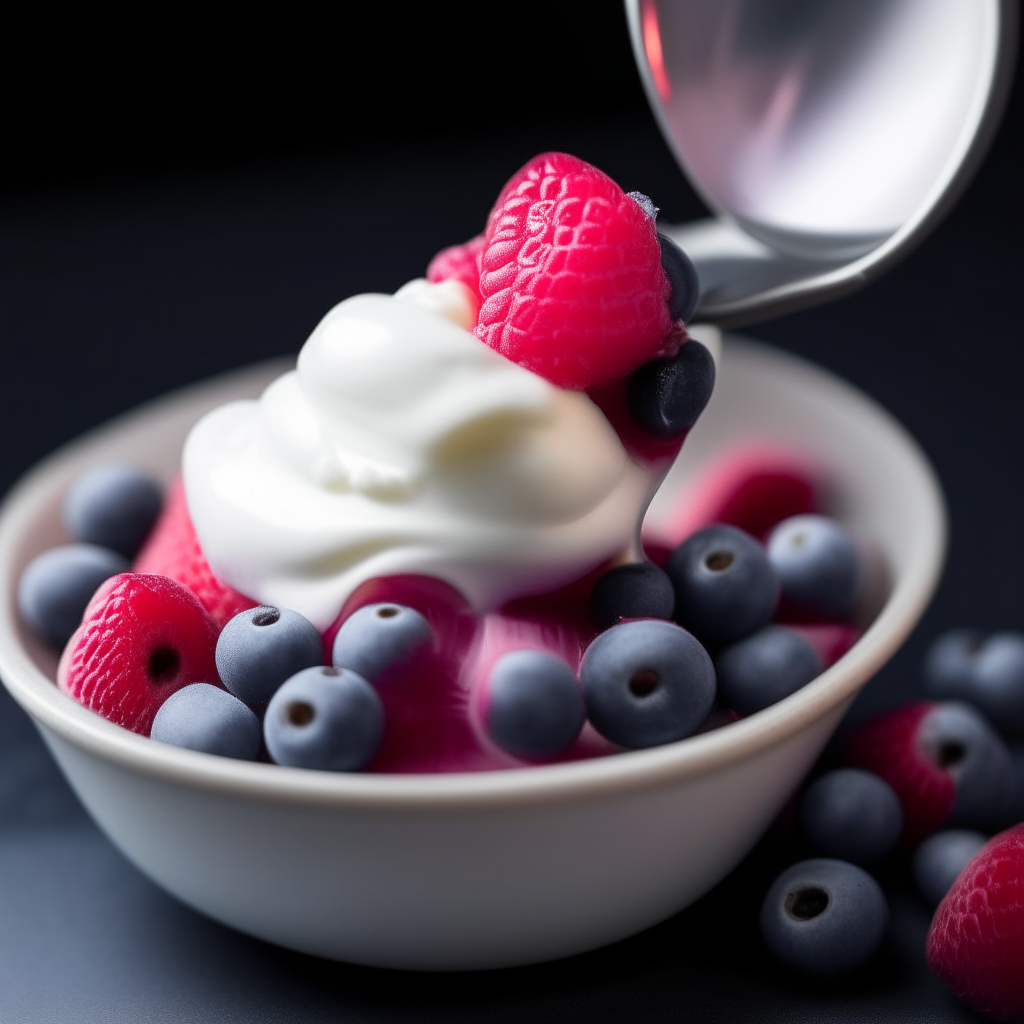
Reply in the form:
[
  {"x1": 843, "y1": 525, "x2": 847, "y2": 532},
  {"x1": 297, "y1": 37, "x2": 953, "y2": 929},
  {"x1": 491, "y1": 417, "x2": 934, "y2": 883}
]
[{"x1": 626, "y1": 0, "x2": 1017, "y2": 324}]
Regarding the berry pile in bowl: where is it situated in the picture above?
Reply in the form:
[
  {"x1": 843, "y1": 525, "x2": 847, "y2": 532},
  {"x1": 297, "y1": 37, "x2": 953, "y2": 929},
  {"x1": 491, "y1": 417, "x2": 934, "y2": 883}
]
[{"x1": 0, "y1": 154, "x2": 945, "y2": 970}]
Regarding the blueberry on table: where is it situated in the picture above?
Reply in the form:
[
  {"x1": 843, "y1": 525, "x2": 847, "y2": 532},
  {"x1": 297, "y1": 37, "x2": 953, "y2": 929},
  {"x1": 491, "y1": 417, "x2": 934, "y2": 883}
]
[
  {"x1": 18, "y1": 543, "x2": 128, "y2": 648},
  {"x1": 666, "y1": 524, "x2": 779, "y2": 647},
  {"x1": 923, "y1": 629, "x2": 984, "y2": 697},
  {"x1": 580, "y1": 619, "x2": 715, "y2": 748},
  {"x1": 919, "y1": 702, "x2": 1015, "y2": 829},
  {"x1": 912, "y1": 829, "x2": 987, "y2": 907},
  {"x1": 485, "y1": 650, "x2": 585, "y2": 759},
  {"x1": 62, "y1": 463, "x2": 163, "y2": 558},
  {"x1": 150, "y1": 682, "x2": 261, "y2": 760},
  {"x1": 925, "y1": 632, "x2": 1024, "y2": 737},
  {"x1": 216, "y1": 605, "x2": 323, "y2": 707},
  {"x1": 332, "y1": 602, "x2": 432, "y2": 682},
  {"x1": 590, "y1": 562, "x2": 675, "y2": 630},
  {"x1": 798, "y1": 768, "x2": 903, "y2": 865},
  {"x1": 657, "y1": 232, "x2": 700, "y2": 323},
  {"x1": 716, "y1": 625, "x2": 822, "y2": 716},
  {"x1": 767, "y1": 514, "x2": 860, "y2": 620},
  {"x1": 846, "y1": 701, "x2": 1015, "y2": 842},
  {"x1": 627, "y1": 340, "x2": 715, "y2": 438},
  {"x1": 760, "y1": 859, "x2": 889, "y2": 977},
  {"x1": 264, "y1": 666, "x2": 383, "y2": 771}
]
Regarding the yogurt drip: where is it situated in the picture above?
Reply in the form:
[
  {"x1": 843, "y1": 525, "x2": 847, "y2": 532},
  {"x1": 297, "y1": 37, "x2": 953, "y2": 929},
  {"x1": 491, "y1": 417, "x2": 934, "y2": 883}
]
[{"x1": 184, "y1": 280, "x2": 655, "y2": 629}]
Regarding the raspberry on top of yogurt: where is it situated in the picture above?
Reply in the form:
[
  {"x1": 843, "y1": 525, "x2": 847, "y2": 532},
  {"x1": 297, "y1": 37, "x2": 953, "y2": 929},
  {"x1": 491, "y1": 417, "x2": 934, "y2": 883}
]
[{"x1": 181, "y1": 153, "x2": 706, "y2": 632}]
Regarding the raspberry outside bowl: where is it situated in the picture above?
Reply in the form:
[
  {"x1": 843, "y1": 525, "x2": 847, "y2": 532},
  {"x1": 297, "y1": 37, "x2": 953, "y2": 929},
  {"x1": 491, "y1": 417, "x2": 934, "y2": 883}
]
[{"x1": 0, "y1": 338, "x2": 944, "y2": 970}]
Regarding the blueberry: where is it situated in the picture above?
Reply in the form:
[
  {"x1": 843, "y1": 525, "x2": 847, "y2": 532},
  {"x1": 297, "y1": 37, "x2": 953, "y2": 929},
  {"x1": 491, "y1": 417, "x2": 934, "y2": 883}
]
[
  {"x1": 798, "y1": 769, "x2": 903, "y2": 865},
  {"x1": 264, "y1": 666, "x2": 383, "y2": 771},
  {"x1": 760, "y1": 859, "x2": 889, "y2": 977},
  {"x1": 332, "y1": 602, "x2": 432, "y2": 682},
  {"x1": 666, "y1": 524, "x2": 779, "y2": 647},
  {"x1": 18, "y1": 543, "x2": 128, "y2": 648},
  {"x1": 62, "y1": 463, "x2": 163, "y2": 558},
  {"x1": 216, "y1": 605, "x2": 323, "y2": 708},
  {"x1": 716, "y1": 625, "x2": 822, "y2": 716},
  {"x1": 485, "y1": 650, "x2": 585, "y2": 759},
  {"x1": 912, "y1": 829, "x2": 987, "y2": 907},
  {"x1": 150, "y1": 682, "x2": 261, "y2": 760},
  {"x1": 923, "y1": 629, "x2": 984, "y2": 697},
  {"x1": 627, "y1": 341, "x2": 715, "y2": 438},
  {"x1": 657, "y1": 232, "x2": 700, "y2": 322},
  {"x1": 963, "y1": 633, "x2": 1024, "y2": 736},
  {"x1": 766, "y1": 515, "x2": 860, "y2": 620},
  {"x1": 921, "y1": 702, "x2": 1014, "y2": 829},
  {"x1": 590, "y1": 562, "x2": 675, "y2": 630},
  {"x1": 580, "y1": 619, "x2": 715, "y2": 748}
]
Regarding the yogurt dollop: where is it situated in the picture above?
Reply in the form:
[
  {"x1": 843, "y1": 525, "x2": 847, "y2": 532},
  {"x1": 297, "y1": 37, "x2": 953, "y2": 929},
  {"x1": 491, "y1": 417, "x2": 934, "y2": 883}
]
[{"x1": 184, "y1": 281, "x2": 653, "y2": 628}]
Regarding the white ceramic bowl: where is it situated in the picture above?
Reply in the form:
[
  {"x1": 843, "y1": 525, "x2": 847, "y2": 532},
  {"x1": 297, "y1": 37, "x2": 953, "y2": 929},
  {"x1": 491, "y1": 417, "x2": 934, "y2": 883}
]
[{"x1": 0, "y1": 338, "x2": 944, "y2": 971}]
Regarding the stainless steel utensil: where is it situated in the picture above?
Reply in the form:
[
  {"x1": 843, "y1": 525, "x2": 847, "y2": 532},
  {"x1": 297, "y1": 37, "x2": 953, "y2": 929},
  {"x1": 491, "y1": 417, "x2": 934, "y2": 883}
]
[{"x1": 626, "y1": 0, "x2": 1017, "y2": 324}]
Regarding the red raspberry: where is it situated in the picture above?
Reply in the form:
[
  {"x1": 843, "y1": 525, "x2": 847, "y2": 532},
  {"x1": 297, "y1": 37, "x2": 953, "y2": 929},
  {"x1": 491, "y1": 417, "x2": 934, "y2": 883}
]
[
  {"x1": 926, "y1": 823, "x2": 1024, "y2": 1022},
  {"x1": 475, "y1": 152, "x2": 673, "y2": 390},
  {"x1": 426, "y1": 233, "x2": 484, "y2": 300},
  {"x1": 845, "y1": 702, "x2": 955, "y2": 843},
  {"x1": 57, "y1": 573, "x2": 221, "y2": 736},
  {"x1": 133, "y1": 475, "x2": 256, "y2": 627}
]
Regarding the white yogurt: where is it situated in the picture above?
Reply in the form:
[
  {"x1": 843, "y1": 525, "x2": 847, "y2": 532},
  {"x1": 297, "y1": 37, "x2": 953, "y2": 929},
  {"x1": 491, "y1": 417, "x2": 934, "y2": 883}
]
[{"x1": 183, "y1": 281, "x2": 653, "y2": 628}]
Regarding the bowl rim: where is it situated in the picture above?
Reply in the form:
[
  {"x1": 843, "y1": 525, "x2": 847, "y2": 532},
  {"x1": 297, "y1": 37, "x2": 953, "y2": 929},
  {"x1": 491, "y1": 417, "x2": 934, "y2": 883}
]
[{"x1": 0, "y1": 341, "x2": 946, "y2": 812}]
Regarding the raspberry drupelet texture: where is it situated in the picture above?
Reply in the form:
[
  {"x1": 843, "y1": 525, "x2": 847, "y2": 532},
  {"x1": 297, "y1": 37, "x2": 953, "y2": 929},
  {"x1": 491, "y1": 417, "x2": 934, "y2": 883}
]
[
  {"x1": 474, "y1": 152, "x2": 674, "y2": 390},
  {"x1": 58, "y1": 573, "x2": 221, "y2": 735},
  {"x1": 926, "y1": 823, "x2": 1024, "y2": 1022}
]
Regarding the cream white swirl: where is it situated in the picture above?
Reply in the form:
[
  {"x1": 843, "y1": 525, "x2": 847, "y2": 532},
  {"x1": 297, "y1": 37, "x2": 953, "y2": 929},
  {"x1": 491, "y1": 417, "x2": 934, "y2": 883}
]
[{"x1": 183, "y1": 281, "x2": 653, "y2": 628}]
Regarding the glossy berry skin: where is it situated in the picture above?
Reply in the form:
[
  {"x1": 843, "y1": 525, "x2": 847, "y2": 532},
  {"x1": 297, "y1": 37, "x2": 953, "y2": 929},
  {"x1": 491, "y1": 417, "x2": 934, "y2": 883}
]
[
  {"x1": 761, "y1": 858, "x2": 889, "y2": 977},
  {"x1": 666, "y1": 524, "x2": 780, "y2": 647},
  {"x1": 62, "y1": 463, "x2": 163, "y2": 558},
  {"x1": 426, "y1": 233, "x2": 484, "y2": 300},
  {"x1": 767, "y1": 514, "x2": 860, "y2": 621},
  {"x1": 846, "y1": 701, "x2": 1014, "y2": 843},
  {"x1": 798, "y1": 768, "x2": 903, "y2": 865},
  {"x1": 926, "y1": 631, "x2": 1024, "y2": 737},
  {"x1": 151, "y1": 682, "x2": 261, "y2": 760},
  {"x1": 485, "y1": 650, "x2": 585, "y2": 759},
  {"x1": 58, "y1": 573, "x2": 220, "y2": 736},
  {"x1": 264, "y1": 666, "x2": 384, "y2": 772},
  {"x1": 589, "y1": 562, "x2": 675, "y2": 630},
  {"x1": 332, "y1": 603, "x2": 432, "y2": 683},
  {"x1": 716, "y1": 625, "x2": 822, "y2": 716},
  {"x1": 216, "y1": 605, "x2": 323, "y2": 708},
  {"x1": 580, "y1": 619, "x2": 715, "y2": 748},
  {"x1": 475, "y1": 152, "x2": 673, "y2": 390},
  {"x1": 926, "y1": 824, "x2": 1024, "y2": 1022},
  {"x1": 133, "y1": 475, "x2": 256, "y2": 627},
  {"x1": 627, "y1": 340, "x2": 715, "y2": 438},
  {"x1": 18, "y1": 543, "x2": 129, "y2": 649},
  {"x1": 657, "y1": 233, "x2": 700, "y2": 322},
  {"x1": 913, "y1": 829, "x2": 987, "y2": 908}
]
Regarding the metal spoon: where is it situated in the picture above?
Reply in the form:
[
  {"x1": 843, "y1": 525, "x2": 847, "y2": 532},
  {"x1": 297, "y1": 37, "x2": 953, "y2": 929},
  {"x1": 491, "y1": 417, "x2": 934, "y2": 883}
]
[{"x1": 626, "y1": 0, "x2": 1017, "y2": 325}]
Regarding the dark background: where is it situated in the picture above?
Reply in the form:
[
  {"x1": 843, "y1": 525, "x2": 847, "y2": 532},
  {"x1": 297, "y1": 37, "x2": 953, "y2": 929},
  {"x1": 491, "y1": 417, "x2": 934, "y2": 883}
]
[{"x1": 1, "y1": 2, "x2": 1021, "y2": 1020}]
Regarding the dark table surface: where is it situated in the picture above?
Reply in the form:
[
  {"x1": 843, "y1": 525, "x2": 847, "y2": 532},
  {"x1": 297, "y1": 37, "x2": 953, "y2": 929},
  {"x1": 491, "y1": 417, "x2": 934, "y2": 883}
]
[{"x1": 2, "y1": 55, "x2": 1022, "y2": 1023}]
